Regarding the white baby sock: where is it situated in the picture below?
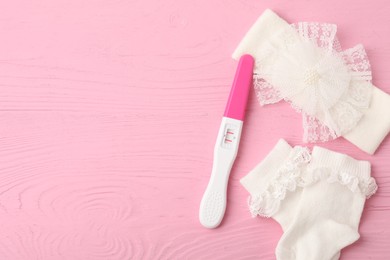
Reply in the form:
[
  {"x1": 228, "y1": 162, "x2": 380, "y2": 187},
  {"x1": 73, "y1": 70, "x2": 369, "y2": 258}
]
[
  {"x1": 240, "y1": 139, "x2": 309, "y2": 231},
  {"x1": 241, "y1": 140, "x2": 377, "y2": 260},
  {"x1": 275, "y1": 146, "x2": 377, "y2": 260}
]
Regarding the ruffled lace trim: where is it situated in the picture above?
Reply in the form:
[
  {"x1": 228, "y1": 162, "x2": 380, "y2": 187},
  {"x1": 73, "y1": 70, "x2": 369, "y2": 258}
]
[
  {"x1": 303, "y1": 167, "x2": 378, "y2": 199},
  {"x1": 248, "y1": 150, "x2": 378, "y2": 218},
  {"x1": 248, "y1": 146, "x2": 311, "y2": 217},
  {"x1": 253, "y1": 22, "x2": 373, "y2": 143}
]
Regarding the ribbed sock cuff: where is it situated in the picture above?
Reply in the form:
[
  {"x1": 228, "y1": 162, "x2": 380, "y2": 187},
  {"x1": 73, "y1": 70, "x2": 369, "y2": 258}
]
[
  {"x1": 240, "y1": 139, "x2": 292, "y2": 196},
  {"x1": 310, "y1": 146, "x2": 371, "y2": 181}
]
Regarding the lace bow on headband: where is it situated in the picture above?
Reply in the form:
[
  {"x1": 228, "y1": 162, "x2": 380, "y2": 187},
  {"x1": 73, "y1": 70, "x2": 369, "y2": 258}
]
[
  {"x1": 233, "y1": 9, "x2": 390, "y2": 154},
  {"x1": 253, "y1": 22, "x2": 373, "y2": 143}
]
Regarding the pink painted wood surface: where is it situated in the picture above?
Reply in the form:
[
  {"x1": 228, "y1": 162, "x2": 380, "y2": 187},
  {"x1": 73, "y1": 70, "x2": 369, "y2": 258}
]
[{"x1": 0, "y1": 0, "x2": 389, "y2": 259}]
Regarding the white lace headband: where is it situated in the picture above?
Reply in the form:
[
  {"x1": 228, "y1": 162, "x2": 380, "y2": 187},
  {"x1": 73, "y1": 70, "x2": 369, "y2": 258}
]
[{"x1": 233, "y1": 9, "x2": 390, "y2": 154}]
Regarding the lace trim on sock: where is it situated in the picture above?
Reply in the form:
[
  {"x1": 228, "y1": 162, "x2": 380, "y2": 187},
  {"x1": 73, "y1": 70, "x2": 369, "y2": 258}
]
[
  {"x1": 248, "y1": 146, "x2": 311, "y2": 217},
  {"x1": 303, "y1": 167, "x2": 378, "y2": 199},
  {"x1": 248, "y1": 150, "x2": 378, "y2": 218}
]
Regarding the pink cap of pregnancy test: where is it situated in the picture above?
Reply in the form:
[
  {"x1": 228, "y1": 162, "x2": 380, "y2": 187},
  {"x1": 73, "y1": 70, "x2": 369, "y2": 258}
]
[{"x1": 223, "y1": 54, "x2": 254, "y2": 121}]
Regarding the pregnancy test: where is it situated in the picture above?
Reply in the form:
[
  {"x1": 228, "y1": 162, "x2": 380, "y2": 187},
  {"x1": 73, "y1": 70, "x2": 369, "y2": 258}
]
[{"x1": 199, "y1": 54, "x2": 254, "y2": 228}]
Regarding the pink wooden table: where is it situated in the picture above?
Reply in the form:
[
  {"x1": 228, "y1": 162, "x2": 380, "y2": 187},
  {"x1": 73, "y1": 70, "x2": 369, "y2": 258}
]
[{"x1": 0, "y1": 0, "x2": 389, "y2": 259}]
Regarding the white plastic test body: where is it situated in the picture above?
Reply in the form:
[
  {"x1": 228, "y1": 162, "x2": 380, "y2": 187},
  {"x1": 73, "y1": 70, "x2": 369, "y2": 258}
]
[{"x1": 199, "y1": 55, "x2": 254, "y2": 228}]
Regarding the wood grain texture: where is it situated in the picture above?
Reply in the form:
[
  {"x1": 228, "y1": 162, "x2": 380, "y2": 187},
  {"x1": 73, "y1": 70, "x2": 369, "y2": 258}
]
[{"x1": 0, "y1": 0, "x2": 389, "y2": 259}]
